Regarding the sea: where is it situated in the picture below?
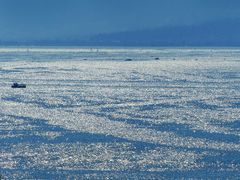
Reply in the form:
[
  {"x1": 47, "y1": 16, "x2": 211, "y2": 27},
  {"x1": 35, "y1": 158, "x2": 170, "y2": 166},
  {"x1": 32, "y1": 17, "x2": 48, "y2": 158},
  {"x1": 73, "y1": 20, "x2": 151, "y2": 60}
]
[{"x1": 0, "y1": 47, "x2": 239, "y2": 179}]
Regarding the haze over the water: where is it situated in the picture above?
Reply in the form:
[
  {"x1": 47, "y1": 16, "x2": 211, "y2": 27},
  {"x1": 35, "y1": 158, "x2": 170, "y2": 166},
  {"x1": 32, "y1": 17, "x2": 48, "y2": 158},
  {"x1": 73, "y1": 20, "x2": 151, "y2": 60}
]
[{"x1": 0, "y1": 0, "x2": 240, "y2": 45}]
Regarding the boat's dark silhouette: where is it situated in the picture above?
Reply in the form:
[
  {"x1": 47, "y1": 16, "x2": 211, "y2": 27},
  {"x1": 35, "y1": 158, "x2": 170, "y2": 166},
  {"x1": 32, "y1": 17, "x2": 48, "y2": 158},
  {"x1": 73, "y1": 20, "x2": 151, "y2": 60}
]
[{"x1": 11, "y1": 83, "x2": 26, "y2": 88}]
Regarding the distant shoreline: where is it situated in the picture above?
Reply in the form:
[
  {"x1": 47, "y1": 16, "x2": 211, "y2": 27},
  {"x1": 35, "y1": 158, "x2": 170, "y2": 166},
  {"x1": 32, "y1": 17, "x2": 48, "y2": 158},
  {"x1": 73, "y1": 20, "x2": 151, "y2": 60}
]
[{"x1": 1, "y1": 45, "x2": 240, "y2": 49}]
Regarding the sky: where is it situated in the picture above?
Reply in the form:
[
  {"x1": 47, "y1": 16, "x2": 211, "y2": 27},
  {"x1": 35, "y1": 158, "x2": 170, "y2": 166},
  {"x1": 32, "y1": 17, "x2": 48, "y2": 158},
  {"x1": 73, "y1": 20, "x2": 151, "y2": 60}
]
[{"x1": 0, "y1": 0, "x2": 240, "y2": 41}]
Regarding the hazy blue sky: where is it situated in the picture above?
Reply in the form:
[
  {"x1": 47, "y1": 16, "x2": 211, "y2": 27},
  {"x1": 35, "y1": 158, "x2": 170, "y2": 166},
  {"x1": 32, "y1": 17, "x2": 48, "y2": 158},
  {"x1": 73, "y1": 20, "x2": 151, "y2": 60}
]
[{"x1": 0, "y1": 0, "x2": 240, "y2": 41}]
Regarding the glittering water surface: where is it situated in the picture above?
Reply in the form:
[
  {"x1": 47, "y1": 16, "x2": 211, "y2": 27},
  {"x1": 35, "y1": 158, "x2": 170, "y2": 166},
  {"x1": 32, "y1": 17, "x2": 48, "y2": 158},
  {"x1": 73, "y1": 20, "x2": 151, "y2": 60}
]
[{"x1": 0, "y1": 48, "x2": 240, "y2": 179}]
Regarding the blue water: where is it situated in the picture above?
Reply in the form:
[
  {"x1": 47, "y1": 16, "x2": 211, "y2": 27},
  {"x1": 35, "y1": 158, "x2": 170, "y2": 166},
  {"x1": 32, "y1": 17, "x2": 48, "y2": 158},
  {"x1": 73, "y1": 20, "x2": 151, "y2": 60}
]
[{"x1": 0, "y1": 47, "x2": 239, "y2": 179}]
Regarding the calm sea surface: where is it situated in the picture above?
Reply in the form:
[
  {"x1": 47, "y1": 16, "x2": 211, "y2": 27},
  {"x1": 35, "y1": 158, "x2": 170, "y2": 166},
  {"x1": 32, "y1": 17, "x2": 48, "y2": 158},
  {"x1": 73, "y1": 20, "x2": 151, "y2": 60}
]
[{"x1": 0, "y1": 47, "x2": 239, "y2": 179}]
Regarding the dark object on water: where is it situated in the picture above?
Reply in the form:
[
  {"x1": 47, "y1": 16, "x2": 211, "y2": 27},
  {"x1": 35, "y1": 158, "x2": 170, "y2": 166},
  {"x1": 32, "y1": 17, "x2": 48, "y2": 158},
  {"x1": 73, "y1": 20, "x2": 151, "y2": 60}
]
[
  {"x1": 11, "y1": 83, "x2": 26, "y2": 88},
  {"x1": 125, "y1": 58, "x2": 132, "y2": 61},
  {"x1": 155, "y1": 57, "x2": 159, "y2": 60}
]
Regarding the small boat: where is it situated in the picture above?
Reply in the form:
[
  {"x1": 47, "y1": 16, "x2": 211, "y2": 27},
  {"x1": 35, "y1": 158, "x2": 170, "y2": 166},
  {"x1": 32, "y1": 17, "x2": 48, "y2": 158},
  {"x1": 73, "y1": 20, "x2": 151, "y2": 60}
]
[{"x1": 11, "y1": 83, "x2": 26, "y2": 88}]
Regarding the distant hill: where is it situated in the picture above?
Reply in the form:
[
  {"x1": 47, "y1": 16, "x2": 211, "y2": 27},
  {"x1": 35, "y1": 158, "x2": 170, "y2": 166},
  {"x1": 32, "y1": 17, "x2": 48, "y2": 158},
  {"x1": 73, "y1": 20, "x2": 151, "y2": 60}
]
[
  {"x1": 84, "y1": 19, "x2": 240, "y2": 46},
  {"x1": 1, "y1": 19, "x2": 240, "y2": 47}
]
